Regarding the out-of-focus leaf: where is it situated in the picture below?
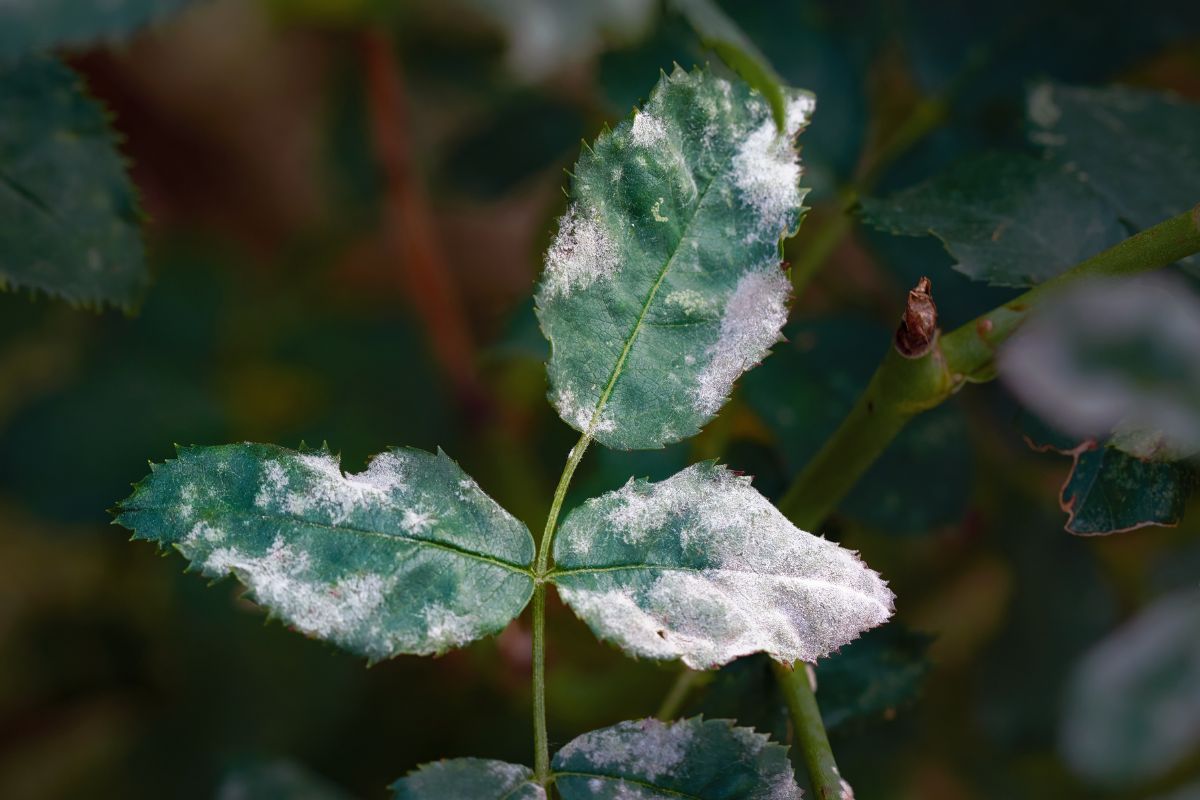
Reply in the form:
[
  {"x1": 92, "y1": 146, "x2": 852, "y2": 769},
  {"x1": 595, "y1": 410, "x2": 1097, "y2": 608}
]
[
  {"x1": 456, "y1": 0, "x2": 657, "y2": 82},
  {"x1": 860, "y1": 153, "x2": 1125, "y2": 288},
  {"x1": 999, "y1": 275, "x2": 1200, "y2": 460},
  {"x1": 1061, "y1": 588, "x2": 1200, "y2": 788},
  {"x1": 392, "y1": 759, "x2": 544, "y2": 800},
  {"x1": 536, "y1": 66, "x2": 812, "y2": 450},
  {"x1": 551, "y1": 717, "x2": 800, "y2": 799},
  {"x1": 216, "y1": 760, "x2": 354, "y2": 800},
  {"x1": 114, "y1": 444, "x2": 535, "y2": 661},
  {"x1": 671, "y1": 0, "x2": 787, "y2": 131},
  {"x1": 1060, "y1": 445, "x2": 1196, "y2": 536},
  {"x1": 743, "y1": 317, "x2": 974, "y2": 533},
  {"x1": 551, "y1": 463, "x2": 894, "y2": 670},
  {"x1": 815, "y1": 624, "x2": 934, "y2": 731},
  {"x1": 694, "y1": 625, "x2": 932, "y2": 737},
  {"x1": 0, "y1": 56, "x2": 147, "y2": 309},
  {"x1": 1029, "y1": 83, "x2": 1200, "y2": 232},
  {"x1": 0, "y1": 0, "x2": 192, "y2": 59}
]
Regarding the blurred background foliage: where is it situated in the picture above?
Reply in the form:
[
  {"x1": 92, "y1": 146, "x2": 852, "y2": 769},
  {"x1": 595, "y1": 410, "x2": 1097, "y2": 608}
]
[{"x1": 1, "y1": 0, "x2": 1200, "y2": 798}]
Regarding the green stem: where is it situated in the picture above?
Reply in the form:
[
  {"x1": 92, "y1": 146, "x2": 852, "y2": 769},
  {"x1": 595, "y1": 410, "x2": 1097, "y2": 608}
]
[
  {"x1": 780, "y1": 205, "x2": 1200, "y2": 527},
  {"x1": 774, "y1": 662, "x2": 844, "y2": 800},
  {"x1": 531, "y1": 430, "x2": 593, "y2": 784}
]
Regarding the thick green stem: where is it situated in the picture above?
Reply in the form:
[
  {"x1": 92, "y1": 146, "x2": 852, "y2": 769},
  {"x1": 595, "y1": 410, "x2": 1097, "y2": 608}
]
[
  {"x1": 774, "y1": 662, "x2": 844, "y2": 800},
  {"x1": 531, "y1": 430, "x2": 592, "y2": 784},
  {"x1": 773, "y1": 205, "x2": 1200, "y2": 795}
]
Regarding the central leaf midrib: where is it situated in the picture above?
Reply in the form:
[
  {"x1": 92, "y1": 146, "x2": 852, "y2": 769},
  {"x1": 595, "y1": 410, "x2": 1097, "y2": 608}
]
[
  {"x1": 582, "y1": 141, "x2": 739, "y2": 436},
  {"x1": 125, "y1": 505, "x2": 535, "y2": 576}
]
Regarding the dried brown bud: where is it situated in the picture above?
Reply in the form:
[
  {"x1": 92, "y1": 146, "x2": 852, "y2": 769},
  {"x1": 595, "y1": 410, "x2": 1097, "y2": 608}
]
[{"x1": 895, "y1": 276, "x2": 938, "y2": 358}]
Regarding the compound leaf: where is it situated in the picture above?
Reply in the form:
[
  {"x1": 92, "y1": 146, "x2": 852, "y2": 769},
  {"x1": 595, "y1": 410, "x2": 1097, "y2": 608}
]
[
  {"x1": 551, "y1": 463, "x2": 893, "y2": 670},
  {"x1": 0, "y1": 56, "x2": 147, "y2": 309},
  {"x1": 0, "y1": 0, "x2": 193, "y2": 59},
  {"x1": 860, "y1": 152, "x2": 1124, "y2": 288},
  {"x1": 536, "y1": 65, "x2": 812, "y2": 450},
  {"x1": 392, "y1": 759, "x2": 544, "y2": 800},
  {"x1": 114, "y1": 444, "x2": 535, "y2": 662},
  {"x1": 1061, "y1": 589, "x2": 1200, "y2": 788},
  {"x1": 552, "y1": 717, "x2": 800, "y2": 799},
  {"x1": 1029, "y1": 83, "x2": 1200, "y2": 232}
]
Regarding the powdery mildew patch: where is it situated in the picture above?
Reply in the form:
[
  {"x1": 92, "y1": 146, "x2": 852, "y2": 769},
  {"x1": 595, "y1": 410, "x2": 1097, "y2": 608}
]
[
  {"x1": 188, "y1": 534, "x2": 393, "y2": 651},
  {"x1": 732, "y1": 95, "x2": 814, "y2": 242},
  {"x1": 553, "y1": 718, "x2": 801, "y2": 800},
  {"x1": 554, "y1": 464, "x2": 894, "y2": 669},
  {"x1": 693, "y1": 266, "x2": 791, "y2": 416},
  {"x1": 541, "y1": 207, "x2": 619, "y2": 299},
  {"x1": 556, "y1": 719, "x2": 691, "y2": 783}
]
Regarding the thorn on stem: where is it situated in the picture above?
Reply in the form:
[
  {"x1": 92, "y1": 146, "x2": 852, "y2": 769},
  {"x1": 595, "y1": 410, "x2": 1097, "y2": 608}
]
[{"x1": 895, "y1": 276, "x2": 938, "y2": 358}]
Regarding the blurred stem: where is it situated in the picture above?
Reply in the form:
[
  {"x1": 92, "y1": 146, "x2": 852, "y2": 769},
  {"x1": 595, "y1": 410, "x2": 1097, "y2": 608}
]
[
  {"x1": 531, "y1": 430, "x2": 592, "y2": 784},
  {"x1": 774, "y1": 662, "x2": 844, "y2": 800},
  {"x1": 360, "y1": 30, "x2": 485, "y2": 409},
  {"x1": 655, "y1": 669, "x2": 703, "y2": 721}
]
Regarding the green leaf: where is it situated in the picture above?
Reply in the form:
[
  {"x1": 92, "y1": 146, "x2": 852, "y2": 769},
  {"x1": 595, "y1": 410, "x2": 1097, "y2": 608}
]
[
  {"x1": 391, "y1": 759, "x2": 544, "y2": 800},
  {"x1": 113, "y1": 444, "x2": 535, "y2": 661},
  {"x1": 0, "y1": 56, "x2": 147, "y2": 309},
  {"x1": 216, "y1": 760, "x2": 354, "y2": 800},
  {"x1": 860, "y1": 152, "x2": 1125, "y2": 288},
  {"x1": 1060, "y1": 588, "x2": 1200, "y2": 787},
  {"x1": 552, "y1": 717, "x2": 800, "y2": 799},
  {"x1": 536, "y1": 65, "x2": 812, "y2": 450},
  {"x1": 1029, "y1": 83, "x2": 1200, "y2": 232},
  {"x1": 999, "y1": 274, "x2": 1200, "y2": 461},
  {"x1": 670, "y1": 0, "x2": 788, "y2": 132},
  {"x1": 742, "y1": 317, "x2": 973, "y2": 534},
  {"x1": 0, "y1": 0, "x2": 192, "y2": 59},
  {"x1": 1060, "y1": 445, "x2": 1196, "y2": 536},
  {"x1": 551, "y1": 462, "x2": 893, "y2": 669},
  {"x1": 815, "y1": 624, "x2": 933, "y2": 731}
]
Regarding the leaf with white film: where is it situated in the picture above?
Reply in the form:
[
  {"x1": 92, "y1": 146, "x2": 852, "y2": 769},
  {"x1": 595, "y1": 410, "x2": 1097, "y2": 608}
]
[
  {"x1": 550, "y1": 463, "x2": 894, "y2": 669},
  {"x1": 552, "y1": 717, "x2": 801, "y2": 799},
  {"x1": 391, "y1": 759, "x2": 544, "y2": 800},
  {"x1": 114, "y1": 444, "x2": 535, "y2": 662},
  {"x1": 536, "y1": 65, "x2": 813, "y2": 450}
]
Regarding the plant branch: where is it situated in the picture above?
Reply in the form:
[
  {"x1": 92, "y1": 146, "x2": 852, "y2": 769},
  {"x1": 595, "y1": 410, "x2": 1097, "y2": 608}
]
[
  {"x1": 781, "y1": 204, "x2": 1200, "y2": 530},
  {"x1": 774, "y1": 662, "x2": 846, "y2": 800}
]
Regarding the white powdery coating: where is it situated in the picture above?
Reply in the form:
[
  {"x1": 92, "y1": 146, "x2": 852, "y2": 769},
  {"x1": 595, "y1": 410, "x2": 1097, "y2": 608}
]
[
  {"x1": 421, "y1": 603, "x2": 478, "y2": 652},
  {"x1": 630, "y1": 111, "x2": 668, "y2": 147},
  {"x1": 557, "y1": 719, "x2": 692, "y2": 783},
  {"x1": 693, "y1": 267, "x2": 791, "y2": 416},
  {"x1": 198, "y1": 535, "x2": 392, "y2": 644},
  {"x1": 732, "y1": 95, "x2": 812, "y2": 241},
  {"x1": 553, "y1": 384, "x2": 615, "y2": 436},
  {"x1": 542, "y1": 206, "x2": 619, "y2": 299},
  {"x1": 559, "y1": 464, "x2": 895, "y2": 669},
  {"x1": 255, "y1": 451, "x2": 409, "y2": 525}
]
